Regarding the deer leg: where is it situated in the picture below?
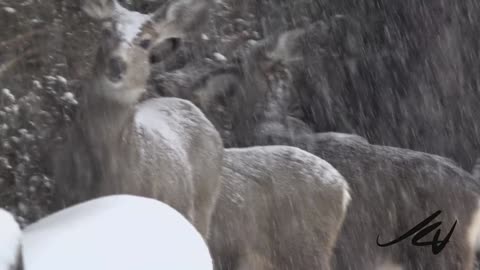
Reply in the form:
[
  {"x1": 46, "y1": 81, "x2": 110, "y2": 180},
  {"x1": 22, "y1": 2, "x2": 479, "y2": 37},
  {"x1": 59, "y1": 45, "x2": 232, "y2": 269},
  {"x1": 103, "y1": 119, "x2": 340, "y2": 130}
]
[
  {"x1": 192, "y1": 161, "x2": 222, "y2": 237},
  {"x1": 190, "y1": 131, "x2": 223, "y2": 237}
]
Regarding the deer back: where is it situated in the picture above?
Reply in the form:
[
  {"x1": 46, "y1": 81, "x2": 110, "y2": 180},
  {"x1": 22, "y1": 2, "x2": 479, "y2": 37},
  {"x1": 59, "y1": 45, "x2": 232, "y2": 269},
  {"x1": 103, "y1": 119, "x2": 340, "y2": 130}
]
[{"x1": 209, "y1": 145, "x2": 350, "y2": 270}]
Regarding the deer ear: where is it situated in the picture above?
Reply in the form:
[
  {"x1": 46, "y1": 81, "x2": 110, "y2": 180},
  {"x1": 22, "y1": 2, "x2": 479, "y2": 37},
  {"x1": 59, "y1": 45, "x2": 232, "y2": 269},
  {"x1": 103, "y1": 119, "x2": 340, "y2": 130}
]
[
  {"x1": 265, "y1": 21, "x2": 331, "y2": 64},
  {"x1": 266, "y1": 28, "x2": 306, "y2": 64},
  {"x1": 151, "y1": 0, "x2": 213, "y2": 39},
  {"x1": 192, "y1": 72, "x2": 240, "y2": 110},
  {"x1": 82, "y1": 0, "x2": 116, "y2": 20}
]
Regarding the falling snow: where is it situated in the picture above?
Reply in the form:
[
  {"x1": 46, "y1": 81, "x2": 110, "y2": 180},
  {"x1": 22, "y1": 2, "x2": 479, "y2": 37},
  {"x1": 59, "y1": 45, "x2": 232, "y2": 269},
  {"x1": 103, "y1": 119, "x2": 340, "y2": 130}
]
[{"x1": 1, "y1": 0, "x2": 480, "y2": 268}]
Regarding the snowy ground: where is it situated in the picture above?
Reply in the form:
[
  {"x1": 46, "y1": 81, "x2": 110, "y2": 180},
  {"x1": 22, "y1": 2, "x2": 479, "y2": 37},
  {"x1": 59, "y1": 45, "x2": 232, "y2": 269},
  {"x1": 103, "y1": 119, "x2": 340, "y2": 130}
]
[{"x1": 21, "y1": 195, "x2": 213, "y2": 270}]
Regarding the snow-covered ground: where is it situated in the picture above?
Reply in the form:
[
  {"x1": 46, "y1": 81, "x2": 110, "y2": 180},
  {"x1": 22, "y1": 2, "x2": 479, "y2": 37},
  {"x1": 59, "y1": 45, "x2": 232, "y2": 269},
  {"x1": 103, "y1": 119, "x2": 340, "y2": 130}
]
[
  {"x1": 1, "y1": 195, "x2": 213, "y2": 270},
  {"x1": 0, "y1": 209, "x2": 21, "y2": 270}
]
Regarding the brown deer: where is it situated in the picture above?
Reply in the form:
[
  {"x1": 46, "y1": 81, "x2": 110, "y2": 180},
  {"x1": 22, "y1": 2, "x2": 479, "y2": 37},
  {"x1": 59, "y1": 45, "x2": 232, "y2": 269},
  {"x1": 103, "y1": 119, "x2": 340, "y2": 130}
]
[
  {"x1": 149, "y1": 25, "x2": 352, "y2": 269},
  {"x1": 209, "y1": 145, "x2": 351, "y2": 270},
  {"x1": 162, "y1": 22, "x2": 480, "y2": 269},
  {"x1": 53, "y1": 0, "x2": 223, "y2": 237}
]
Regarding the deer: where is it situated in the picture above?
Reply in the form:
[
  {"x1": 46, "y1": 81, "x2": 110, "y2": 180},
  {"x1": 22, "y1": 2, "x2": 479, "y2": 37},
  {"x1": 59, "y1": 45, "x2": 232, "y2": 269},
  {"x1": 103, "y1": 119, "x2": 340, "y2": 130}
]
[
  {"x1": 208, "y1": 145, "x2": 351, "y2": 270},
  {"x1": 268, "y1": 131, "x2": 480, "y2": 270},
  {"x1": 161, "y1": 21, "x2": 480, "y2": 269},
  {"x1": 149, "y1": 26, "x2": 352, "y2": 269},
  {"x1": 1, "y1": 195, "x2": 214, "y2": 270},
  {"x1": 53, "y1": 0, "x2": 223, "y2": 238},
  {"x1": 147, "y1": 25, "x2": 352, "y2": 269}
]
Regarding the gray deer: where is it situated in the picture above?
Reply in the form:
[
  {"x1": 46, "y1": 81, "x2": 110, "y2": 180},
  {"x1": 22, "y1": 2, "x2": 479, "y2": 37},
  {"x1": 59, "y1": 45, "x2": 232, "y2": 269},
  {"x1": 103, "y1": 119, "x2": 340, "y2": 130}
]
[
  {"x1": 272, "y1": 131, "x2": 480, "y2": 270},
  {"x1": 209, "y1": 145, "x2": 351, "y2": 270},
  {"x1": 150, "y1": 26, "x2": 352, "y2": 269},
  {"x1": 53, "y1": 0, "x2": 223, "y2": 237},
  {"x1": 162, "y1": 23, "x2": 480, "y2": 269}
]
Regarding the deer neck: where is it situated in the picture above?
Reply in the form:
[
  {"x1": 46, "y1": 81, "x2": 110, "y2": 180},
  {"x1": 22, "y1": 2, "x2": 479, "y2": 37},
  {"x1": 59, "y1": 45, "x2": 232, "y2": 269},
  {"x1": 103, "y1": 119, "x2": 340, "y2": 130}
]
[
  {"x1": 75, "y1": 81, "x2": 138, "y2": 152},
  {"x1": 56, "y1": 82, "x2": 140, "y2": 205}
]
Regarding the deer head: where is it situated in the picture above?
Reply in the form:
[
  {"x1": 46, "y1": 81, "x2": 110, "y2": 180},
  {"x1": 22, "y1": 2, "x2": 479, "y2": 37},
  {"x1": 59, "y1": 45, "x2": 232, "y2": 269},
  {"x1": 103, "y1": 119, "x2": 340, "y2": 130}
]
[
  {"x1": 187, "y1": 26, "x2": 311, "y2": 146},
  {"x1": 82, "y1": 0, "x2": 213, "y2": 104}
]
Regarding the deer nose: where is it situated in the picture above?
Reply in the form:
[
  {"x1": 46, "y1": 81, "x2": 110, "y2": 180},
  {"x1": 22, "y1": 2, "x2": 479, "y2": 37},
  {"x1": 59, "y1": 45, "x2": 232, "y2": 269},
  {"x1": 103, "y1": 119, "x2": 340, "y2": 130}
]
[{"x1": 107, "y1": 56, "x2": 127, "y2": 82}]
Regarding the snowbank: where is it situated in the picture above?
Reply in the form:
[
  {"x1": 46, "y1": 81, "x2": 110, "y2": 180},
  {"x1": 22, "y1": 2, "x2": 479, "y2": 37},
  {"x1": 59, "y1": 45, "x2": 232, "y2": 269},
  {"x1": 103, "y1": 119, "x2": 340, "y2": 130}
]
[
  {"x1": 0, "y1": 209, "x2": 21, "y2": 270},
  {"x1": 19, "y1": 195, "x2": 213, "y2": 270}
]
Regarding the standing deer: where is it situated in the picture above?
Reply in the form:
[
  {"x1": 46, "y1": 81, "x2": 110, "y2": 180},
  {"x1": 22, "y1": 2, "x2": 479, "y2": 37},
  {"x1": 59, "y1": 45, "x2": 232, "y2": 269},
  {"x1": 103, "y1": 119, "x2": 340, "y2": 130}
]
[
  {"x1": 208, "y1": 145, "x2": 351, "y2": 270},
  {"x1": 269, "y1": 131, "x2": 480, "y2": 270},
  {"x1": 149, "y1": 26, "x2": 353, "y2": 269},
  {"x1": 53, "y1": 0, "x2": 223, "y2": 237},
  {"x1": 177, "y1": 27, "x2": 313, "y2": 148},
  {"x1": 164, "y1": 22, "x2": 480, "y2": 269},
  {"x1": 153, "y1": 27, "x2": 352, "y2": 269}
]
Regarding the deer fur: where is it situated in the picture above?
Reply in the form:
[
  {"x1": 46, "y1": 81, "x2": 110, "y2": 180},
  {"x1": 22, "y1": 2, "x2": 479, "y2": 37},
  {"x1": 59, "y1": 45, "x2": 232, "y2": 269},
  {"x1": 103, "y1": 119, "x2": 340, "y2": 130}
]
[
  {"x1": 157, "y1": 32, "x2": 352, "y2": 269},
  {"x1": 209, "y1": 145, "x2": 351, "y2": 270},
  {"x1": 53, "y1": 0, "x2": 222, "y2": 237},
  {"x1": 161, "y1": 23, "x2": 480, "y2": 269},
  {"x1": 267, "y1": 132, "x2": 480, "y2": 270},
  {"x1": 177, "y1": 28, "x2": 310, "y2": 148}
]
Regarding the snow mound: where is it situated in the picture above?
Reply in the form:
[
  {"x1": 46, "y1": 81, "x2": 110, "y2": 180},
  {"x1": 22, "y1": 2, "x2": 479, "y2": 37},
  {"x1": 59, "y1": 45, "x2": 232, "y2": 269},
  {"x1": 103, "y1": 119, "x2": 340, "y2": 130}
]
[
  {"x1": 0, "y1": 209, "x2": 21, "y2": 270},
  {"x1": 22, "y1": 195, "x2": 213, "y2": 270}
]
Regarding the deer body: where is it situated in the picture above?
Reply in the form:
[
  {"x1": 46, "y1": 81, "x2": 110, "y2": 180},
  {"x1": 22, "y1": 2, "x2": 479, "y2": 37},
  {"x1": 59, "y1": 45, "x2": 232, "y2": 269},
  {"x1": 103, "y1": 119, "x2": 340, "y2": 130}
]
[
  {"x1": 56, "y1": 95, "x2": 222, "y2": 232},
  {"x1": 209, "y1": 145, "x2": 350, "y2": 270},
  {"x1": 295, "y1": 134, "x2": 480, "y2": 270},
  {"x1": 240, "y1": 25, "x2": 480, "y2": 269},
  {"x1": 161, "y1": 23, "x2": 480, "y2": 268},
  {"x1": 54, "y1": 0, "x2": 222, "y2": 236}
]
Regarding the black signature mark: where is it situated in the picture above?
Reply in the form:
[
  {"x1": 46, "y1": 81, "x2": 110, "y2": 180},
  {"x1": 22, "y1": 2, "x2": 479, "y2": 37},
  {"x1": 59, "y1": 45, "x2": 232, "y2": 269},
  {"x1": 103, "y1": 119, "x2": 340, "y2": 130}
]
[{"x1": 376, "y1": 210, "x2": 457, "y2": 255}]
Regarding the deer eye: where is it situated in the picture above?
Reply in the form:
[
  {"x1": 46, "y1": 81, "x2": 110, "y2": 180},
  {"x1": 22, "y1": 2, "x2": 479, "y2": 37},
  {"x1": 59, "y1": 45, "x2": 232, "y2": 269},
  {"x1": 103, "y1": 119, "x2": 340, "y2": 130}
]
[
  {"x1": 139, "y1": 39, "x2": 152, "y2": 50},
  {"x1": 167, "y1": 38, "x2": 180, "y2": 52},
  {"x1": 149, "y1": 38, "x2": 181, "y2": 64}
]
